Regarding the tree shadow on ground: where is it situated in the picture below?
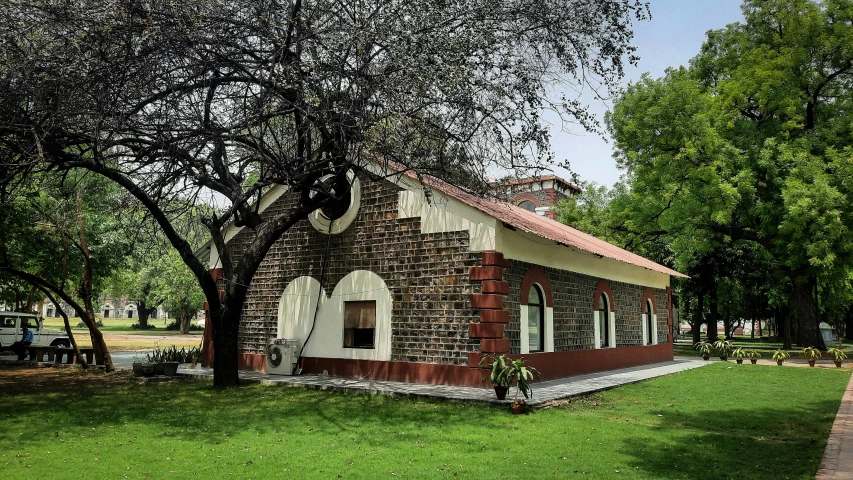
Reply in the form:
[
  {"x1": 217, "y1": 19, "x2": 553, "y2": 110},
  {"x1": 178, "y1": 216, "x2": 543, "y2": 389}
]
[
  {"x1": 0, "y1": 364, "x2": 507, "y2": 452},
  {"x1": 619, "y1": 401, "x2": 839, "y2": 480}
]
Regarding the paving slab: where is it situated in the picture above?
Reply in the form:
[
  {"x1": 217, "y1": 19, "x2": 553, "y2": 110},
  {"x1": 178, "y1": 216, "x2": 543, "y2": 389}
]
[
  {"x1": 177, "y1": 359, "x2": 707, "y2": 405},
  {"x1": 816, "y1": 372, "x2": 853, "y2": 479}
]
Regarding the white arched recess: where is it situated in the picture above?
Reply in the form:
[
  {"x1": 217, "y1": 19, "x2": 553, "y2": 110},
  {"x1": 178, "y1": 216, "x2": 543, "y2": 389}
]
[
  {"x1": 592, "y1": 293, "x2": 616, "y2": 349},
  {"x1": 519, "y1": 285, "x2": 554, "y2": 355},
  {"x1": 641, "y1": 312, "x2": 658, "y2": 346},
  {"x1": 277, "y1": 271, "x2": 392, "y2": 361}
]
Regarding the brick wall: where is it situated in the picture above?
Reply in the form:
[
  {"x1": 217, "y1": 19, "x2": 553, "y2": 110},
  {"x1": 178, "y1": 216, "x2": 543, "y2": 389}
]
[
  {"x1": 505, "y1": 260, "x2": 669, "y2": 352},
  {"x1": 224, "y1": 173, "x2": 481, "y2": 366}
]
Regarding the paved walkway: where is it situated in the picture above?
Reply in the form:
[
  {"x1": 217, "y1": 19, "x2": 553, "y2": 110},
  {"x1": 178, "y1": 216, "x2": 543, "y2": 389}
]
[
  {"x1": 177, "y1": 359, "x2": 707, "y2": 405},
  {"x1": 816, "y1": 372, "x2": 853, "y2": 479}
]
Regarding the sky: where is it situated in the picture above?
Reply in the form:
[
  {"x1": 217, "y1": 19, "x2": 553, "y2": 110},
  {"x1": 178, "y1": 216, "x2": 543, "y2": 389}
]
[{"x1": 548, "y1": 0, "x2": 746, "y2": 187}]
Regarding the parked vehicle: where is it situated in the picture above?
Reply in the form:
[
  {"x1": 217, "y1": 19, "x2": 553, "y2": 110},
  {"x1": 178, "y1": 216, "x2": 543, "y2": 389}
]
[{"x1": 0, "y1": 312, "x2": 70, "y2": 351}]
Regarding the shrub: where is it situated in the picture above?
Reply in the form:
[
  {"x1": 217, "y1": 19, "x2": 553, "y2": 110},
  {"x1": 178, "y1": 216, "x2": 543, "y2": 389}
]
[
  {"x1": 75, "y1": 320, "x2": 104, "y2": 328},
  {"x1": 165, "y1": 321, "x2": 203, "y2": 332},
  {"x1": 130, "y1": 323, "x2": 157, "y2": 330},
  {"x1": 146, "y1": 345, "x2": 202, "y2": 363}
]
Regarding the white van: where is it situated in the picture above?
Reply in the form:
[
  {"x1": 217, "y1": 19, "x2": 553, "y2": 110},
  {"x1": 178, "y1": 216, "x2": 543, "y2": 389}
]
[{"x1": 0, "y1": 312, "x2": 70, "y2": 350}]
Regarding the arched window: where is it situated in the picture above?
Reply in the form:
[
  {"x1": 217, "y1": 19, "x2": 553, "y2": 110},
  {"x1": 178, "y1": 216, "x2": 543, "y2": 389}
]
[
  {"x1": 527, "y1": 285, "x2": 544, "y2": 352},
  {"x1": 598, "y1": 293, "x2": 610, "y2": 348},
  {"x1": 646, "y1": 299, "x2": 654, "y2": 345},
  {"x1": 517, "y1": 200, "x2": 537, "y2": 212}
]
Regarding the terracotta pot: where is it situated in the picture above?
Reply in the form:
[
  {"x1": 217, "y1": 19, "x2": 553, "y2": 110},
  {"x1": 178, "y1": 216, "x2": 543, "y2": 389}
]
[
  {"x1": 494, "y1": 385, "x2": 509, "y2": 400},
  {"x1": 511, "y1": 400, "x2": 526, "y2": 415},
  {"x1": 776, "y1": 360, "x2": 783, "y2": 366},
  {"x1": 808, "y1": 360, "x2": 816, "y2": 367},
  {"x1": 702, "y1": 355, "x2": 709, "y2": 361},
  {"x1": 750, "y1": 359, "x2": 757, "y2": 364},
  {"x1": 736, "y1": 359, "x2": 743, "y2": 364},
  {"x1": 836, "y1": 361, "x2": 843, "y2": 368},
  {"x1": 719, "y1": 356, "x2": 728, "y2": 361},
  {"x1": 132, "y1": 362, "x2": 144, "y2": 377}
]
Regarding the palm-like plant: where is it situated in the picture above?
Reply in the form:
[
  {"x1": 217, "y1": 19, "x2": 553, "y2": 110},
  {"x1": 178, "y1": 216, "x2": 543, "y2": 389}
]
[
  {"x1": 712, "y1": 335, "x2": 733, "y2": 359},
  {"x1": 505, "y1": 357, "x2": 541, "y2": 402}
]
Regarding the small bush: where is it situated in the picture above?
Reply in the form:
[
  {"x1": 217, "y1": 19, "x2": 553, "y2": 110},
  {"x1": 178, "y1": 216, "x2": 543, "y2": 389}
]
[
  {"x1": 146, "y1": 345, "x2": 202, "y2": 363},
  {"x1": 130, "y1": 323, "x2": 157, "y2": 330},
  {"x1": 75, "y1": 320, "x2": 104, "y2": 328},
  {"x1": 165, "y1": 321, "x2": 203, "y2": 332}
]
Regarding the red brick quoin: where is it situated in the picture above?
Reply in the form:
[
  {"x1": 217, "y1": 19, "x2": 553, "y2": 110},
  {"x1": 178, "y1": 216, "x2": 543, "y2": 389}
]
[{"x1": 467, "y1": 251, "x2": 511, "y2": 368}]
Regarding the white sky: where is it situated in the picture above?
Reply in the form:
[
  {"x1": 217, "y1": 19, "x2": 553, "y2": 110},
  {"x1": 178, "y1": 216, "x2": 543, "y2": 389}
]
[{"x1": 547, "y1": 0, "x2": 745, "y2": 187}]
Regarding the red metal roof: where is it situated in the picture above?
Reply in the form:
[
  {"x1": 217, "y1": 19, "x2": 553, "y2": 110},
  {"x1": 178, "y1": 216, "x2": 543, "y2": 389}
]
[{"x1": 401, "y1": 169, "x2": 687, "y2": 278}]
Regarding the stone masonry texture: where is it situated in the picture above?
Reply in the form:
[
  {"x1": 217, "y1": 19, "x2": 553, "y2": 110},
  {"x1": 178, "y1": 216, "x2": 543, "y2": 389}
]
[
  {"x1": 504, "y1": 260, "x2": 669, "y2": 352},
  {"x1": 225, "y1": 172, "x2": 481, "y2": 366}
]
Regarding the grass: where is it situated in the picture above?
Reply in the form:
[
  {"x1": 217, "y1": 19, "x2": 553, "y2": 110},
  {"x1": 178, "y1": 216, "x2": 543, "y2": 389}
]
[
  {"x1": 0, "y1": 362, "x2": 848, "y2": 479},
  {"x1": 42, "y1": 317, "x2": 204, "y2": 335},
  {"x1": 38, "y1": 317, "x2": 203, "y2": 351},
  {"x1": 673, "y1": 338, "x2": 853, "y2": 359}
]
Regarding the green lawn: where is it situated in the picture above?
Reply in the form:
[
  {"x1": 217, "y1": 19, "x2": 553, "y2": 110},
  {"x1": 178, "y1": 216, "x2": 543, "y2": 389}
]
[
  {"x1": 0, "y1": 363, "x2": 848, "y2": 479},
  {"x1": 41, "y1": 317, "x2": 203, "y2": 335},
  {"x1": 673, "y1": 338, "x2": 853, "y2": 358}
]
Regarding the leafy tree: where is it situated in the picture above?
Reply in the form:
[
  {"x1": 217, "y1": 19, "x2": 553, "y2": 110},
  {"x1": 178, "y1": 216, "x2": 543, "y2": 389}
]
[
  {"x1": 0, "y1": 172, "x2": 131, "y2": 370},
  {"x1": 0, "y1": 0, "x2": 649, "y2": 385},
  {"x1": 606, "y1": 0, "x2": 853, "y2": 349},
  {"x1": 154, "y1": 250, "x2": 206, "y2": 334}
]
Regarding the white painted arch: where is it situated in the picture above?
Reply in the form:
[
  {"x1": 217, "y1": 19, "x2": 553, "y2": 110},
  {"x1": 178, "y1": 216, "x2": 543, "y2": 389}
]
[{"x1": 277, "y1": 270, "x2": 393, "y2": 361}]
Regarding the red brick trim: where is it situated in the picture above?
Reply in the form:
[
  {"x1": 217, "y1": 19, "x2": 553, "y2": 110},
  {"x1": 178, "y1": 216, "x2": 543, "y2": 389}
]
[
  {"x1": 666, "y1": 287, "x2": 674, "y2": 344},
  {"x1": 480, "y1": 338, "x2": 510, "y2": 354},
  {"x1": 469, "y1": 323, "x2": 504, "y2": 339},
  {"x1": 469, "y1": 266, "x2": 503, "y2": 281},
  {"x1": 511, "y1": 193, "x2": 540, "y2": 208},
  {"x1": 482, "y1": 281, "x2": 510, "y2": 295},
  {"x1": 239, "y1": 353, "x2": 266, "y2": 372},
  {"x1": 467, "y1": 252, "x2": 511, "y2": 366},
  {"x1": 641, "y1": 287, "x2": 656, "y2": 314},
  {"x1": 210, "y1": 268, "x2": 224, "y2": 282},
  {"x1": 470, "y1": 294, "x2": 504, "y2": 309},
  {"x1": 520, "y1": 266, "x2": 554, "y2": 307},
  {"x1": 594, "y1": 279, "x2": 616, "y2": 311},
  {"x1": 301, "y1": 357, "x2": 484, "y2": 387},
  {"x1": 482, "y1": 252, "x2": 510, "y2": 268},
  {"x1": 480, "y1": 310, "x2": 510, "y2": 323},
  {"x1": 240, "y1": 345, "x2": 674, "y2": 388}
]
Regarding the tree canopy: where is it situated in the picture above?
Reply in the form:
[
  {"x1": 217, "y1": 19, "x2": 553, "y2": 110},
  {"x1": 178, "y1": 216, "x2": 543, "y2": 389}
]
[
  {"x1": 597, "y1": 0, "x2": 853, "y2": 348},
  {"x1": 0, "y1": 0, "x2": 649, "y2": 385}
]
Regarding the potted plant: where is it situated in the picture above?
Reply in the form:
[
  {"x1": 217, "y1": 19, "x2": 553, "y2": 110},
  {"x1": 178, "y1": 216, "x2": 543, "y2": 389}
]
[
  {"x1": 480, "y1": 354, "x2": 511, "y2": 400},
  {"x1": 694, "y1": 340, "x2": 712, "y2": 361},
  {"x1": 732, "y1": 347, "x2": 747, "y2": 365},
  {"x1": 712, "y1": 335, "x2": 733, "y2": 361},
  {"x1": 746, "y1": 350, "x2": 762, "y2": 364},
  {"x1": 827, "y1": 347, "x2": 847, "y2": 368},
  {"x1": 504, "y1": 356, "x2": 541, "y2": 414},
  {"x1": 800, "y1": 346, "x2": 821, "y2": 367},
  {"x1": 772, "y1": 349, "x2": 790, "y2": 366}
]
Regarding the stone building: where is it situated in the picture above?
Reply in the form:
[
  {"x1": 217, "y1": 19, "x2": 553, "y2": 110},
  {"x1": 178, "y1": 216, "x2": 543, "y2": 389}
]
[
  {"x1": 492, "y1": 175, "x2": 580, "y2": 219},
  {"x1": 199, "y1": 163, "x2": 685, "y2": 386}
]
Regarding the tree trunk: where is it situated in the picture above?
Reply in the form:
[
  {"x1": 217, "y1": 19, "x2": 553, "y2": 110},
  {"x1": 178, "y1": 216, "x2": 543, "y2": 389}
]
[
  {"x1": 708, "y1": 282, "x2": 719, "y2": 342},
  {"x1": 40, "y1": 287, "x2": 88, "y2": 369},
  {"x1": 751, "y1": 319, "x2": 755, "y2": 339},
  {"x1": 136, "y1": 301, "x2": 155, "y2": 329},
  {"x1": 844, "y1": 307, "x2": 853, "y2": 342},
  {"x1": 180, "y1": 313, "x2": 191, "y2": 334},
  {"x1": 211, "y1": 305, "x2": 240, "y2": 387},
  {"x1": 792, "y1": 277, "x2": 826, "y2": 350},
  {"x1": 25, "y1": 285, "x2": 37, "y2": 313},
  {"x1": 692, "y1": 291, "x2": 704, "y2": 345}
]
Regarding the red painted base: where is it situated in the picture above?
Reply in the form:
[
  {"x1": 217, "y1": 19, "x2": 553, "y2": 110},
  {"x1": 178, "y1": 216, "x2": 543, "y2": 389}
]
[{"x1": 229, "y1": 344, "x2": 674, "y2": 388}]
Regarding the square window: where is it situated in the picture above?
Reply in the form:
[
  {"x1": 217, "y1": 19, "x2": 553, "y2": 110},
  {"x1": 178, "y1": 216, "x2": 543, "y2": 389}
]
[{"x1": 344, "y1": 301, "x2": 376, "y2": 349}]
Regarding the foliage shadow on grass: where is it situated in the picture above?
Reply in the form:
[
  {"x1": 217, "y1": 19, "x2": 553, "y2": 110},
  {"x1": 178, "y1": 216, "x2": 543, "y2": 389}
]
[{"x1": 619, "y1": 401, "x2": 840, "y2": 480}]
